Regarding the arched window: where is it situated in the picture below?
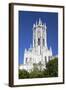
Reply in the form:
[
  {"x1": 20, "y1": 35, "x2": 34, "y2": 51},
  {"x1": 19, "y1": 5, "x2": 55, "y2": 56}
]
[{"x1": 38, "y1": 38, "x2": 40, "y2": 45}]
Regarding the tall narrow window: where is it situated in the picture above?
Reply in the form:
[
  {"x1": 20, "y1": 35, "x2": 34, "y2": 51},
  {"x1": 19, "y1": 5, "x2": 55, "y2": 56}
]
[
  {"x1": 38, "y1": 38, "x2": 40, "y2": 45},
  {"x1": 48, "y1": 56, "x2": 51, "y2": 61},
  {"x1": 34, "y1": 39, "x2": 35, "y2": 47},
  {"x1": 26, "y1": 57, "x2": 28, "y2": 64},
  {"x1": 30, "y1": 57, "x2": 31, "y2": 61},
  {"x1": 45, "y1": 56, "x2": 47, "y2": 65},
  {"x1": 43, "y1": 39, "x2": 45, "y2": 46},
  {"x1": 29, "y1": 58, "x2": 32, "y2": 64}
]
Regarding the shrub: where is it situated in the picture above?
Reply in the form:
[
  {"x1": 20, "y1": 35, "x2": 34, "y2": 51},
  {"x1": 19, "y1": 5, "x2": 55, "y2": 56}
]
[
  {"x1": 43, "y1": 58, "x2": 58, "y2": 77},
  {"x1": 19, "y1": 69, "x2": 29, "y2": 79}
]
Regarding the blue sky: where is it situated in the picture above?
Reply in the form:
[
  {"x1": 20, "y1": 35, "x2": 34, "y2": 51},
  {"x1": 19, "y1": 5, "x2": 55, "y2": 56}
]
[{"x1": 19, "y1": 11, "x2": 58, "y2": 64}]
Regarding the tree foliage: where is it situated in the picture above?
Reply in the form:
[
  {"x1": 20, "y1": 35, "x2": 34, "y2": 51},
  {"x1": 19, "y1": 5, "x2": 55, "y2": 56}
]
[
  {"x1": 29, "y1": 68, "x2": 43, "y2": 78},
  {"x1": 19, "y1": 69, "x2": 29, "y2": 79},
  {"x1": 43, "y1": 58, "x2": 58, "y2": 77}
]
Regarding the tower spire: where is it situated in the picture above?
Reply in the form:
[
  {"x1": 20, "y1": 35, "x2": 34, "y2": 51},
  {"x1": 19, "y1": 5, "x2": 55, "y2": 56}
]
[
  {"x1": 50, "y1": 46, "x2": 52, "y2": 55},
  {"x1": 36, "y1": 21, "x2": 37, "y2": 26},
  {"x1": 39, "y1": 18, "x2": 42, "y2": 25},
  {"x1": 33, "y1": 23, "x2": 35, "y2": 28}
]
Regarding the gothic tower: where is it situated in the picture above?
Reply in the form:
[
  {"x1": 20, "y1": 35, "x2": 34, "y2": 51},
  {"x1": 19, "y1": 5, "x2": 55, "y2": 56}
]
[{"x1": 33, "y1": 18, "x2": 47, "y2": 55}]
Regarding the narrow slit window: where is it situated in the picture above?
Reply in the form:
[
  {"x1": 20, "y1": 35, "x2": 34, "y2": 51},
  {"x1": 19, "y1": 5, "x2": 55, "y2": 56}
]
[
  {"x1": 34, "y1": 39, "x2": 35, "y2": 47},
  {"x1": 43, "y1": 39, "x2": 45, "y2": 46},
  {"x1": 38, "y1": 38, "x2": 40, "y2": 45},
  {"x1": 26, "y1": 58, "x2": 28, "y2": 63},
  {"x1": 45, "y1": 56, "x2": 47, "y2": 64}
]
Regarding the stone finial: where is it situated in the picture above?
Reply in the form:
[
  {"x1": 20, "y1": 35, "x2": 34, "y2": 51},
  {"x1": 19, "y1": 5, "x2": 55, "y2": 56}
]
[
  {"x1": 25, "y1": 48, "x2": 27, "y2": 52},
  {"x1": 39, "y1": 18, "x2": 42, "y2": 25},
  {"x1": 29, "y1": 44, "x2": 32, "y2": 52},
  {"x1": 36, "y1": 21, "x2": 37, "y2": 26},
  {"x1": 50, "y1": 46, "x2": 52, "y2": 55},
  {"x1": 33, "y1": 23, "x2": 35, "y2": 28}
]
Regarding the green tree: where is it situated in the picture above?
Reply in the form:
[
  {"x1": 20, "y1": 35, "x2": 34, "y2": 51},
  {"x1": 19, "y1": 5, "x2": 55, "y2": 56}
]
[
  {"x1": 29, "y1": 70, "x2": 43, "y2": 78},
  {"x1": 29, "y1": 63, "x2": 43, "y2": 78},
  {"x1": 19, "y1": 69, "x2": 29, "y2": 79},
  {"x1": 43, "y1": 58, "x2": 58, "y2": 77}
]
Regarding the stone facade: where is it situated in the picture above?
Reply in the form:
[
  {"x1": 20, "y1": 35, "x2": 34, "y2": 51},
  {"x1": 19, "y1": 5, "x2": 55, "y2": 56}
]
[{"x1": 19, "y1": 18, "x2": 52, "y2": 72}]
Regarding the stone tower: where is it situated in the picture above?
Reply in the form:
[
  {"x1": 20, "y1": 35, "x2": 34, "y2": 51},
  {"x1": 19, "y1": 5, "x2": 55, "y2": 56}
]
[{"x1": 33, "y1": 18, "x2": 47, "y2": 55}]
